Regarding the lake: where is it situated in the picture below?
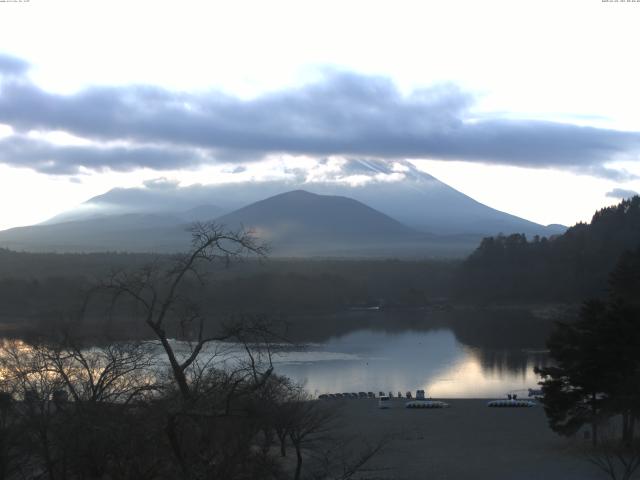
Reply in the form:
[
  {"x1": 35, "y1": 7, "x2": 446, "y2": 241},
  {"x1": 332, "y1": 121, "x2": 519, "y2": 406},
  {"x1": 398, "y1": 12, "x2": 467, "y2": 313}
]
[
  {"x1": 269, "y1": 308, "x2": 555, "y2": 398},
  {"x1": 3, "y1": 307, "x2": 556, "y2": 400}
]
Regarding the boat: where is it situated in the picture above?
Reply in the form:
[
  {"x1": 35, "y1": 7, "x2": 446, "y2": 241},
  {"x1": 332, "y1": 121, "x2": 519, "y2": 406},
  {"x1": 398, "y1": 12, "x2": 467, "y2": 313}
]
[
  {"x1": 404, "y1": 389, "x2": 449, "y2": 409},
  {"x1": 378, "y1": 395, "x2": 391, "y2": 409},
  {"x1": 487, "y1": 398, "x2": 536, "y2": 408},
  {"x1": 405, "y1": 400, "x2": 449, "y2": 409}
]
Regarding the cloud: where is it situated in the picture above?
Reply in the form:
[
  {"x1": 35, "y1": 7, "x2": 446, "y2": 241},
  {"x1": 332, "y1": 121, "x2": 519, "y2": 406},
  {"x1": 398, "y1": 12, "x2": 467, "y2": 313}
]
[
  {"x1": 227, "y1": 165, "x2": 246, "y2": 174},
  {"x1": 1, "y1": 53, "x2": 639, "y2": 178},
  {"x1": 0, "y1": 135, "x2": 208, "y2": 174},
  {"x1": 605, "y1": 187, "x2": 639, "y2": 199},
  {"x1": 0, "y1": 53, "x2": 29, "y2": 76},
  {"x1": 284, "y1": 157, "x2": 422, "y2": 186},
  {"x1": 142, "y1": 177, "x2": 181, "y2": 189}
]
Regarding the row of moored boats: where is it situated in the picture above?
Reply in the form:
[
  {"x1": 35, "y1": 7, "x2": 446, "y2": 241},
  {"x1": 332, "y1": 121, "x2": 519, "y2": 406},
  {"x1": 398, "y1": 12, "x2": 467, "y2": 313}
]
[{"x1": 319, "y1": 389, "x2": 538, "y2": 409}]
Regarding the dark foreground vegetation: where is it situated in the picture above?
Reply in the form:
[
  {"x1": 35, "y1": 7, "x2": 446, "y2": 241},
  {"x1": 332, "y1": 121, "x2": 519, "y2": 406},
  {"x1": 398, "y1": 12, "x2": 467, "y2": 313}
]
[
  {"x1": 0, "y1": 224, "x2": 383, "y2": 480},
  {"x1": 0, "y1": 337, "x2": 383, "y2": 480},
  {"x1": 535, "y1": 246, "x2": 640, "y2": 479}
]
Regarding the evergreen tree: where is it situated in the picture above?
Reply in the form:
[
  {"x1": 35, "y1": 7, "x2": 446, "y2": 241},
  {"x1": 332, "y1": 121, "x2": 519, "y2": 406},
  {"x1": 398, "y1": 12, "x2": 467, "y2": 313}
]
[
  {"x1": 536, "y1": 248, "x2": 640, "y2": 445},
  {"x1": 458, "y1": 196, "x2": 640, "y2": 302}
]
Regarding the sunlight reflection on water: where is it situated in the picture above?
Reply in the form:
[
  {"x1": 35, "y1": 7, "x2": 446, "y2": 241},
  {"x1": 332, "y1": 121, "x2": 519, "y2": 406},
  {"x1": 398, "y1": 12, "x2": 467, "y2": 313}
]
[
  {"x1": 1, "y1": 324, "x2": 550, "y2": 399},
  {"x1": 273, "y1": 329, "x2": 548, "y2": 398}
]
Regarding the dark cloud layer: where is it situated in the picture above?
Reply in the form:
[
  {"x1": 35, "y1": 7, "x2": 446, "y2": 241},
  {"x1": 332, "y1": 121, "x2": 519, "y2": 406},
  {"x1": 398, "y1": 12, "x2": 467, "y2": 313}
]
[
  {"x1": 606, "y1": 188, "x2": 639, "y2": 199},
  {"x1": 0, "y1": 53, "x2": 639, "y2": 178},
  {"x1": 0, "y1": 136, "x2": 207, "y2": 174}
]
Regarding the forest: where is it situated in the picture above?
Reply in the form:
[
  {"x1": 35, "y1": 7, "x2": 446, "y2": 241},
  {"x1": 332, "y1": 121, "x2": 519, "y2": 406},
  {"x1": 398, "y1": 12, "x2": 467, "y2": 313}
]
[
  {"x1": 456, "y1": 196, "x2": 640, "y2": 302},
  {"x1": 0, "y1": 249, "x2": 455, "y2": 338},
  {"x1": 1, "y1": 196, "x2": 640, "y2": 338}
]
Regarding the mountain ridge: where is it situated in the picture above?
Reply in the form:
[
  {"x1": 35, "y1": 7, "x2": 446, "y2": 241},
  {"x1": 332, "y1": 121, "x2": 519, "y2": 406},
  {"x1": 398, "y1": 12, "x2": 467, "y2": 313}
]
[
  {"x1": 0, "y1": 189, "x2": 473, "y2": 257},
  {"x1": 42, "y1": 161, "x2": 565, "y2": 237}
]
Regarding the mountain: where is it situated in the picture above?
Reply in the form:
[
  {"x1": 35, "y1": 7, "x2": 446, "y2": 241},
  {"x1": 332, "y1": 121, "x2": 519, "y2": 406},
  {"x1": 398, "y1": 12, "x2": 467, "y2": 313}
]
[
  {"x1": 215, "y1": 190, "x2": 429, "y2": 256},
  {"x1": 0, "y1": 213, "x2": 188, "y2": 253},
  {"x1": 181, "y1": 204, "x2": 224, "y2": 222},
  {"x1": 0, "y1": 190, "x2": 475, "y2": 257},
  {"x1": 42, "y1": 203, "x2": 224, "y2": 226},
  {"x1": 2, "y1": 205, "x2": 225, "y2": 253},
  {"x1": 44, "y1": 161, "x2": 564, "y2": 237},
  {"x1": 217, "y1": 190, "x2": 416, "y2": 240},
  {"x1": 0, "y1": 161, "x2": 568, "y2": 257}
]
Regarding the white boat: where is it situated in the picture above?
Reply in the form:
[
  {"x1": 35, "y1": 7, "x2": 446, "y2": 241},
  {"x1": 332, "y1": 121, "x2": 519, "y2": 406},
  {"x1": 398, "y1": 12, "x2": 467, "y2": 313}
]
[{"x1": 378, "y1": 395, "x2": 391, "y2": 409}]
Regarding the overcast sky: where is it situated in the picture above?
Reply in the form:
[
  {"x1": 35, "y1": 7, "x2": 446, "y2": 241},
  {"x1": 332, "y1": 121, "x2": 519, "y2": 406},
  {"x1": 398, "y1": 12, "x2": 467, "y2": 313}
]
[{"x1": 1, "y1": 0, "x2": 639, "y2": 230}]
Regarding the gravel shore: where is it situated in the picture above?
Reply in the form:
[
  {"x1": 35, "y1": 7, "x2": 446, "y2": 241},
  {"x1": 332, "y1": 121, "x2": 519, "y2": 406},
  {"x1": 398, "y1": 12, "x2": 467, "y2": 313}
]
[{"x1": 331, "y1": 398, "x2": 603, "y2": 480}]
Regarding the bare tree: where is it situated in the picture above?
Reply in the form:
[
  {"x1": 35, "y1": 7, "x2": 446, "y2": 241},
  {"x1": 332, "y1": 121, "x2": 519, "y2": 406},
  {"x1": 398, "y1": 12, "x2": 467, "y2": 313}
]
[
  {"x1": 0, "y1": 339, "x2": 68, "y2": 480},
  {"x1": 0, "y1": 223, "x2": 384, "y2": 480},
  {"x1": 89, "y1": 222, "x2": 268, "y2": 402},
  {"x1": 309, "y1": 437, "x2": 388, "y2": 480},
  {"x1": 287, "y1": 392, "x2": 339, "y2": 480},
  {"x1": 584, "y1": 421, "x2": 640, "y2": 480},
  {"x1": 35, "y1": 337, "x2": 158, "y2": 405},
  {"x1": 81, "y1": 223, "x2": 295, "y2": 478},
  {"x1": 0, "y1": 336, "x2": 163, "y2": 480},
  {"x1": 0, "y1": 390, "x2": 28, "y2": 480}
]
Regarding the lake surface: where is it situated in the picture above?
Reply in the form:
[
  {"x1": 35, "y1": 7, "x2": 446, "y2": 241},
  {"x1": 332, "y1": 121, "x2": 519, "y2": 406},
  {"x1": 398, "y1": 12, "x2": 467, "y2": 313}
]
[
  {"x1": 262, "y1": 309, "x2": 555, "y2": 398},
  {"x1": 4, "y1": 308, "x2": 555, "y2": 399},
  {"x1": 273, "y1": 328, "x2": 549, "y2": 398},
  {"x1": 163, "y1": 309, "x2": 554, "y2": 398}
]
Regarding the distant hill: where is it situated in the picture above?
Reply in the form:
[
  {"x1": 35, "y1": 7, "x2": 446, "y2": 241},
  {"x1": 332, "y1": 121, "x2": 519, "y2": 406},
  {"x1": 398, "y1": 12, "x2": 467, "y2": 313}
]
[
  {"x1": 456, "y1": 196, "x2": 640, "y2": 302},
  {"x1": 0, "y1": 213, "x2": 189, "y2": 253},
  {"x1": 215, "y1": 190, "x2": 435, "y2": 256},
  {"x1": 181, "y1": 204, "x2": 224, "y2": 222},
  {"x1": 42, "y1": 203, "x2": 224, "y2": 226},
  {"x1": 217, "y1": 189, "x2": 415, "y2": 240}
]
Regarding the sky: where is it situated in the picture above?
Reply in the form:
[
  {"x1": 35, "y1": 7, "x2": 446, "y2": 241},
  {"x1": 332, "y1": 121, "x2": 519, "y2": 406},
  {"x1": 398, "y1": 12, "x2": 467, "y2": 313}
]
[{"x1": 0, "y1": 0, "x2": 639, "y2": 231}]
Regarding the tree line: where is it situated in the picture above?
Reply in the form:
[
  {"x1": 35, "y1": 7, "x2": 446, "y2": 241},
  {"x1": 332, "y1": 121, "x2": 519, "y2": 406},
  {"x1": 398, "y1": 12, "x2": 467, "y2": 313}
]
[
  {"x1": 456, "y1": 196, "x2": 640, "y2": 302},
  {"x1": 0, "y1": 250, "x2": 455, "y2": 338}
]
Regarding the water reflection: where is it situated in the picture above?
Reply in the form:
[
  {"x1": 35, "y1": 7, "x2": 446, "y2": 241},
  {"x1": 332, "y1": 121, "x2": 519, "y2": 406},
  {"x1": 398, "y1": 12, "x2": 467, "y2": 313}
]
[
  {"x1": 273, "y1": 321, "x2": 552, "y2": 398},
  {"x1": 2, "y1": 308, "x2": 557, "y2": 399}
]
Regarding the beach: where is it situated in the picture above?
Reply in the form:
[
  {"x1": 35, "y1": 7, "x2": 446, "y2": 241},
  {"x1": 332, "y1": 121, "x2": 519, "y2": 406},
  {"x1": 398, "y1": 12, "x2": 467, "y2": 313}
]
[{"x1": 330, "y1": 398, "x2": 603, "y2": 480}]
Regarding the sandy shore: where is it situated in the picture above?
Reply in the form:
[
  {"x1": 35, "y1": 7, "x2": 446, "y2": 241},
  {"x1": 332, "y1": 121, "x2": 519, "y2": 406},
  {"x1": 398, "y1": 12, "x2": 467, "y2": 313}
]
[{"x1": 330, "y1": 398, "x2": 603, "y2": 480}]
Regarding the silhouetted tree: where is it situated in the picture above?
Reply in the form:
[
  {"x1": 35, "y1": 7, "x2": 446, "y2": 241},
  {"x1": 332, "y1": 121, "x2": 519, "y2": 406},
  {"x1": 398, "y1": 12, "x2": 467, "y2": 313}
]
[
  {"x1": 584, "y1": 420, "x2": 640, "y2": 480},
  {"x1": 535, "y1": 300, "x2": 611, "y2": 445},
  {"x1": 537, "y1": 246, "x2": 640, "y2": 447},
  {"x1": 0, "y1": 223, "x2": 387, "y2": 479}
]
